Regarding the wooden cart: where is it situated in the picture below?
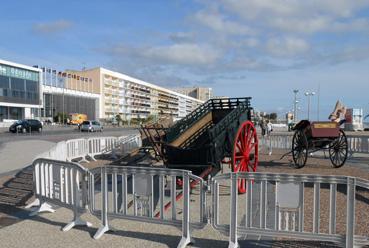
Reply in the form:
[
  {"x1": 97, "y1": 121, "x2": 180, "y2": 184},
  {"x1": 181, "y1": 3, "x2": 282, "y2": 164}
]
[{"x1": 291, "y1": 120, "x2": 348, "y2": 168}]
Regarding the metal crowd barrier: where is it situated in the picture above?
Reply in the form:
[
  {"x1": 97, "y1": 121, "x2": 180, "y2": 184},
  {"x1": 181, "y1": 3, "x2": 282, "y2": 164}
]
[
  {"x1": 119, "y1": 134, "x2": 142, "y2": 154},
  {"x1": 212, "y1": 172, "x2": 369, "y2": 248},
  {"x1": 26, "y1": 158, "x2": 369, "y2": 247},
  {"x1": 34, "y1": 134, "x2": 142, "y2": 163},
  {"x1": 87, "y1": 136, "x2": 119, "y2": 160},
  {"x1": 88, "y1": 165, "x2": 207, "y2": 248},
  {"x1": 66, "y1": 138, "x2": 89, "y2": 163},
  {"x1": 26, "y1": 158, "x2": 92, "y2": 231},
  {"x1": 265, "y1": 134, "x2": 369, "y2": 157}
]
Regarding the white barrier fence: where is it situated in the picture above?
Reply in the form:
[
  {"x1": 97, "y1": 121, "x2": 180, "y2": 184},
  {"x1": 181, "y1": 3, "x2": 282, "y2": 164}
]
[
  {"x1": 27, "y1": 158, "x2": 369, "y2": 247},
  {"x1": 28, "y1": 159, "x2": 207, "y2": 248},
  {"x1": 34, "y1": 134, "x2": 142, "y2": 163},
  {"x1": 89, "y1": 166, "x2": 207, "y2": 248},
  {"x1": 263, "y1": 134, "x2": 369, "y2": 157},
  {"x1": 212, "y1": 172, "x2": 369, "y2": 248},
  {"x1": 119, "y1": 134, "x2": 142, "y2": 155},
  {"x1": 26, "y1": 158, "x2": 92, "y2": 231}
]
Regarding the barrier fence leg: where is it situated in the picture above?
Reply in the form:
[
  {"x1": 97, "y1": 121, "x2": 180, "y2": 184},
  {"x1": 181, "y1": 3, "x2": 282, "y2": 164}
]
[
  {"x1": 94, "y1": 167, "x2": 110, "y2": 239},
  {"x1": 228, "y1": 173, "x2": 239, "y2": 248},
  {"x1": 28, "y1": 199, "x2": 55, "y2": 216},
  {"x1": 177, "y1": 173, "x2": 193, "y2": 248},
  {"x1": 346, "y1": 178, "x2": 355, "y2": 248},
  {"x1": 25, "y1": 198, "x2": 40, "y2": 209},
  {"x1": 63, "y1": 170, "x2": 92, "y2": 232},
  {"x1": 268, "y1": 136, "x2": 272, "y2": 156}
]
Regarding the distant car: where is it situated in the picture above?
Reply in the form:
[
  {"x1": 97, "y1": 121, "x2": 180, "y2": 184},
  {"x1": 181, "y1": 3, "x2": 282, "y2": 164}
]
[
  {"x1": 364, "y1": 115, "x2": 369, "y2": 131},
  {"x1": 9, "y1": 119, "x2": 43, "y2": 133},
  {"x1": 80, "y1": 120, "x2": 103, "y2": 132}
]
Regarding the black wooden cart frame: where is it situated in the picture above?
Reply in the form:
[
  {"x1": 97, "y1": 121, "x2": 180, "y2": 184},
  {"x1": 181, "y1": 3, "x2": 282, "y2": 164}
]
[
  {"x1": 140, "y1": 97, "x2": 258, "y2": 193},
  {"x1": 290, "y1": 120, "x2": 348, "y2": 168}
]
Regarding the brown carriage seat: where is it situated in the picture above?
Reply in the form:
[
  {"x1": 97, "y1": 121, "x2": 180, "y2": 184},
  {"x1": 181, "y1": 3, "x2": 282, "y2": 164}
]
[{"x1": 310, "y1": 121, "x2": 339, "y2": 138}]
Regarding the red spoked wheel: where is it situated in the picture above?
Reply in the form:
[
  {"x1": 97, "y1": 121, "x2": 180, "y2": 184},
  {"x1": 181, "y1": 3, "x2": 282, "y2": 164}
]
[{"x1": 232, "y1": 121, "x2": 258, "y2": 194}]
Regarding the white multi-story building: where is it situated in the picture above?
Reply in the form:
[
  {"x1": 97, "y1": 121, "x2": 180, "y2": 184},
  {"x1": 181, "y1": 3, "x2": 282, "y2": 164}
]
[
  {"x1": 70, "y1": 67, "x2": 203, "y2": 121},
  {"x1": 0, "y1": 58, "x2": 203, "y2": 125}
]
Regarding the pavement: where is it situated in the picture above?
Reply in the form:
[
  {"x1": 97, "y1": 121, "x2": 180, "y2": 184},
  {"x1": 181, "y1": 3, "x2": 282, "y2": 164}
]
[
  {"x1": 0, "y1": 127, "x2": 139, "y2": 176},
  {"x1": 0, "y1": 140, "x2": 55, "y2": 176}
]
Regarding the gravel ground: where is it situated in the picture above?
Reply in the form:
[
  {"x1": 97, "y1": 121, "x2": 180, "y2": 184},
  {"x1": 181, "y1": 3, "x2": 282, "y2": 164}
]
[{"x1": 257, "y1": 149, "x2": 369, "y2": 241}]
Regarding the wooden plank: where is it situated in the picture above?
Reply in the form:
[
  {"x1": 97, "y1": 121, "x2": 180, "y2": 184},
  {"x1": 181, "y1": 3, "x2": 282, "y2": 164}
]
[{"x1": 170, "y1": 112, "x2": 212, "y2": 147}]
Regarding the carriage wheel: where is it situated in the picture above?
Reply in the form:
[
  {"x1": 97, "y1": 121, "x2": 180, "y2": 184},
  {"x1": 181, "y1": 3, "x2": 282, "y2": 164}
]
[
  {"x1": 292, "y1": 130, "x2": 308, "y2": 168},
  {"x1": 329, "y1": 130, "x2": 348, "y2": 168},
  {"x1": 232, "y1": 121, "x2": 258, "y2": 194}
]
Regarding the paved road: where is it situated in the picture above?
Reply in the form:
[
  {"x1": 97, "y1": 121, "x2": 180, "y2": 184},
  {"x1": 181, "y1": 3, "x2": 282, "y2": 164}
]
[
  {"x1": 0, "y1": 127, "x2": 139, "y2": 176},
  {"x1": 0, "y1": 126, "x2": 139, "y2": 146}
]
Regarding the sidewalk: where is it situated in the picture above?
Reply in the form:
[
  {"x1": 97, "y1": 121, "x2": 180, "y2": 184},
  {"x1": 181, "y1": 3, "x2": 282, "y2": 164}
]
[{"x1": 0, "y1": 140, "x2": 55, "y2": 176}]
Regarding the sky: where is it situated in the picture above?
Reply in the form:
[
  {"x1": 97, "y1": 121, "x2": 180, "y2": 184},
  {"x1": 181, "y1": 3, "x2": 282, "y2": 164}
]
[{"x1": 1, "y1": 0, "x2": 369, "y2": 120}]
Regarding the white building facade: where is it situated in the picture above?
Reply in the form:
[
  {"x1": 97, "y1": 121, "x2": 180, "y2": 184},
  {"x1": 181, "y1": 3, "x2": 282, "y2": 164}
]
[
  {"x1": 0, "y1": 59, "x2": 42, "y2": 125},
  {"x1": 71, "y1": 67, "x2": 203, "y2": 121}
]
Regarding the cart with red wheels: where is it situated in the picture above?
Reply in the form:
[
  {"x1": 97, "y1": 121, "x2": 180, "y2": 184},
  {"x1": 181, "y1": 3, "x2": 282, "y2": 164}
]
[
  {"x1": 291, "y1": 120, "x2": 348, "y2": 168},
  {"x1": 145, "y1": 97, "x2": 258, "y2": 193}
]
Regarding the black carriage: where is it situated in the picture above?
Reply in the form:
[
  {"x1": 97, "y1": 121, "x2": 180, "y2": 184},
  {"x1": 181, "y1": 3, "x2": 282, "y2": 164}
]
[
  {"x1": 291, "y1": 120, "x2": 348, "y2": 168},
  {"x1": 140, "y1": 97, "x2": 258, "y2": 193}
]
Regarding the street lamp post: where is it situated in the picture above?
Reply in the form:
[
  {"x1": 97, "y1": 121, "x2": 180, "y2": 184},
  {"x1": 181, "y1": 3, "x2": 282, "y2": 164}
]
[
  {"x1": 293, "y1": 89, "x2": 299, "y2": 122},
  {"x1": 305, "y1": 91, "x2": 315, "y2": 120}
]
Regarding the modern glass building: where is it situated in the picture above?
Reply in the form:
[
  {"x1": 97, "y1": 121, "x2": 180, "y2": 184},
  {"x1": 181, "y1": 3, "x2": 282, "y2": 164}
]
[
  {"x1": 0, "y1": 59, "x2": 42, "y2": 122},
  {"x1": 39, "y1": 67, "x2": 100, "y2": 121}
]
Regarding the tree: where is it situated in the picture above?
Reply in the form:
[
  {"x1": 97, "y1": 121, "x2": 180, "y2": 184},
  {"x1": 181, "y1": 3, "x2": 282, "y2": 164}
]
[{"x1": 115, "y1": 114, "x2": 122, "y2": 126}]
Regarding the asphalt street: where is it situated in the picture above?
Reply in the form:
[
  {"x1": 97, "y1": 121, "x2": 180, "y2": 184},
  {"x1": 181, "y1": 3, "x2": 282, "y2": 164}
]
[
  {"x1": 0, "y1": 126, "x2": 139, "y2": 176},
  {"x1": 0, "y1": 126, "x2": 139, "y2": 147}
]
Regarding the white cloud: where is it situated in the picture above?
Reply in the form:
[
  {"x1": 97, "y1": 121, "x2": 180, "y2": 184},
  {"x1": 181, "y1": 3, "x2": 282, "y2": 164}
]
[
  {"x1": 33, "y1": 20, "x2": 73, "y2": 34},
  {"x1": 194, "y1": 10, "x2": 255, "y2": 35},
  {"x1": 220, "y1": 0, "x2": 369, "y2": 34},
  {"x1": 169, "y1": 32, "x2": 195, "y2": 43},
  {"x1": 144, "y1": 43, "x2": 221, "y2": 65},
  {"x1": 266, "y1": 37, "x2": 310, "y2": 57}
]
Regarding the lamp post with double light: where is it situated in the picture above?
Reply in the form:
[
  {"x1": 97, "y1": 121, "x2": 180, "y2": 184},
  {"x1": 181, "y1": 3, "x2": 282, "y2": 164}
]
[{"x1": 305, "y1": 91, "x2": 315, "y2": 120}]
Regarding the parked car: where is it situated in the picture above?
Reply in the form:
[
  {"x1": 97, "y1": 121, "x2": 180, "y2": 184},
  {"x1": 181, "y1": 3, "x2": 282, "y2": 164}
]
[
  {"x1": 364, "y1": 115, "x2": 369, "y2": 131},
  {"x1": 9, "y1": 119, "x2": 43, "y2": 133},
  {"x1": 80, "y1": 120, "x2": 103, "y2": 132}
]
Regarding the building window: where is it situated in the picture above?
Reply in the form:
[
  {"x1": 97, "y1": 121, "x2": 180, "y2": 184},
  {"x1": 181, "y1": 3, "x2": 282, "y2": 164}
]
[
  {"x1": 9, "y1": 107, "x2": 22, "y2": 120},
  {"x1": 0, "y1": 75, "x2": 10, "y2": 89},
  {"x1": 0, "y1": 106, "x2": 8, "y2": 121}
]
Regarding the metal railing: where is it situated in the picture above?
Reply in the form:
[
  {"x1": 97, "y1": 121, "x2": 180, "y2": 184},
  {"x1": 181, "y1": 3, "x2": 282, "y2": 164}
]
[
  {"x1": 119, "y1": 134, "x2": 142, "y2": 154},
  {"x1": 211, "y1": 172, "x2": 369, "y2": 248},
  {"x1": 26, "y1": 158, "x2": 92, "y2": 231},
  {"x1": 66, "y1": 138, "x2": 89, "y2": 163},
  {"x1": 89, "y1": 165, "x2": 207, "y2": 248},
  {"x1": 264, "y1": 134, "x2": 369, "y2": 157},
  {"x1": 87, "y1": 136, "x2": 118, "y2": 160},
  {"x1": 26, "y1": 158, "x2": 369, "y2": 247},
  {"x1": 34, "y1": 134, "x2": 142, "y2": 163}
]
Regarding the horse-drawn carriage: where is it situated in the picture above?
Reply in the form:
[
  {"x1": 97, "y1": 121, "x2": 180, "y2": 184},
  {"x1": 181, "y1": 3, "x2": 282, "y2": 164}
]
[{"x1": 291, "y1": 120, "x2": 348, "y2": 168}]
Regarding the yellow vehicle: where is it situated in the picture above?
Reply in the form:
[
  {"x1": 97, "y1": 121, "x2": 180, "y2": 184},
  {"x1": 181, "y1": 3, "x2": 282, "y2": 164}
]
[{"x1": 69, "y1": 113, "x2": 87, "y2": 126}]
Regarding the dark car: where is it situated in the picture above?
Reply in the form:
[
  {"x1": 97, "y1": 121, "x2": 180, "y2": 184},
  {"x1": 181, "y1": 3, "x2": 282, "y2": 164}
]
[{"x1": 9, "y1": 119, "x2": 43, "y2": 133}]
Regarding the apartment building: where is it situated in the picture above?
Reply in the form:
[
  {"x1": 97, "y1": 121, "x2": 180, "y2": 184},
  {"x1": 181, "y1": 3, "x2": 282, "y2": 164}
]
[
  {"x1": 70, "y1": 67, "x2": 203, "y2": 121},
  {"x1": 173, "y1": 87, "x2": 213, "y2": 101}
]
